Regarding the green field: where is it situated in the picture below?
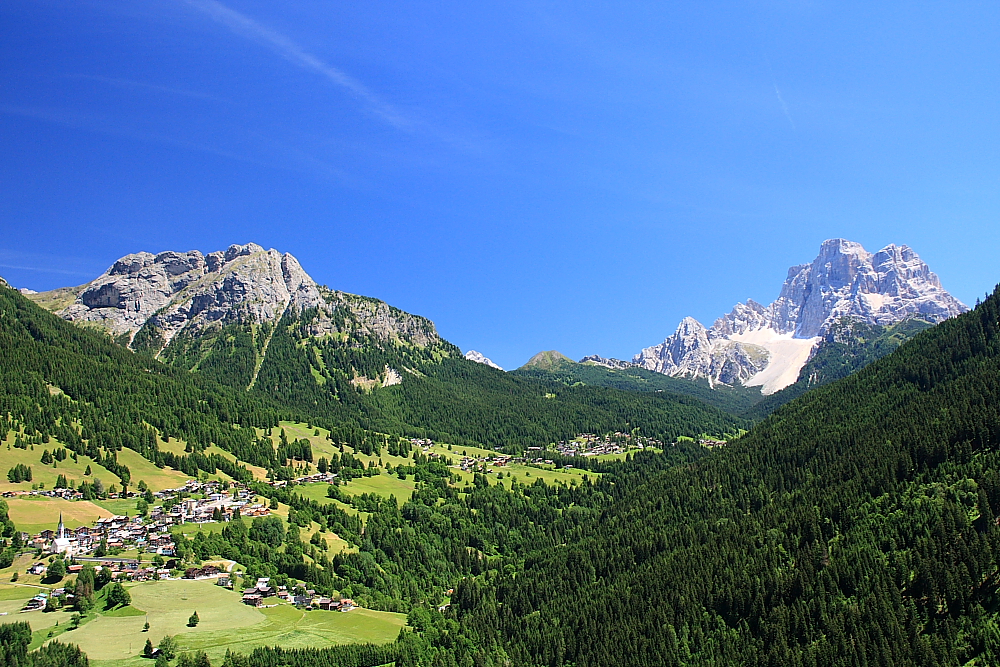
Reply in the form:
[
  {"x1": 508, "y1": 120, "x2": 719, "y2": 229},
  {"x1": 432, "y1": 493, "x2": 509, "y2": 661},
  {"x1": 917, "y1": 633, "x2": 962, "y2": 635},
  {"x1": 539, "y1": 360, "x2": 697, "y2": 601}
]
[
  {"x1": 114, "y1": 448, "x2": 192, "y2": 491},
  {"x1": 5, "y1": 496, "x2": 113, "y2": 535},
  {"x1": 337, "y1": 473, "x2": 416, "y2": 505},
  {"x1": 93, "y1": 498, "x2": 144, "y2": 517},
  {"x1": 0, "y1": 435, "x2": 121, "y2": 494},
  {"x1": 9, "y1": 578, "x2": 406, "y2": 667},
  {"x1": 1, "y1": 432, "x2": 192, "y2": 495}
]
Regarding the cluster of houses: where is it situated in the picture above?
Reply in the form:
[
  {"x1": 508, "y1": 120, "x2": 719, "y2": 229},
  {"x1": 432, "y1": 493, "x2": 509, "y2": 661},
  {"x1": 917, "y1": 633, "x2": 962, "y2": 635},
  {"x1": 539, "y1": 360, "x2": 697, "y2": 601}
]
[
  {"x1": 241, "y1": 577, "x2": 356, "y2": 612},
  {"x1": 552, "y1": 432, "x2": 661, "y2": 457},
  {"x1": 152, "y1": 480, "x2": 271, "y2": 523},
  {"x1": 267, "y1": 470, "x2": 338, "y2": 488},
  {"x1": 32, "y1": 513, "x2": 170, "y2": 559},
  {"x1": 25, "y1": 480, "x2": 272, "y2": 560},
  {"x1": 698, "y1": 438, "x2": 728, "y2": 449},
  {"x1": 1, "y1": 486, "x2": 91, "y2": 501}
]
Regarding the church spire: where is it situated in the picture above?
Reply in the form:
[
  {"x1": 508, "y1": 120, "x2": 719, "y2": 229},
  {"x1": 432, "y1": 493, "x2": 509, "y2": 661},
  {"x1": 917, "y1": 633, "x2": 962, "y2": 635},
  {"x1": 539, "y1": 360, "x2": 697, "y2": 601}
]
[{"x1": 57, "y1": 512, "x2": 65, "y2": 539}]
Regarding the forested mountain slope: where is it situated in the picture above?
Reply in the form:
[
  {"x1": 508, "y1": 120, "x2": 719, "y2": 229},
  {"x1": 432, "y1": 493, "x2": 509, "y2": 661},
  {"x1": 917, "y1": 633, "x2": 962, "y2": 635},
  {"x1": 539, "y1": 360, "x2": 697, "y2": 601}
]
[
  {"x1": 512, "y1": 352, "x2": 764, "y2": 415},
  {"x1": 445, "y1": 284, "x2": 1000, "y2": 666},
  {"x1": 0, "y1": 283, "x2": 284, "y2": 484},
  {"x1": 1, "y1": 283, "x2": 742, "y2": 461},
  {"x1": 744, "y1": 315, "x2": 934, "y2": 419},
  {"x1": 198, "y1": 307, "x2": 747, "y2": 451}
]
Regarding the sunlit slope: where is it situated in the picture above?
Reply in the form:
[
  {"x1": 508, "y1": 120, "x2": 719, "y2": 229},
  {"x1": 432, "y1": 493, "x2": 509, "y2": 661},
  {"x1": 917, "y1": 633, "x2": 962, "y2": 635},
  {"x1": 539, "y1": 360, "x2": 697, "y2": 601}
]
[{"x1": 457, "y1": 284, "x2": 1000, "y2": 666}]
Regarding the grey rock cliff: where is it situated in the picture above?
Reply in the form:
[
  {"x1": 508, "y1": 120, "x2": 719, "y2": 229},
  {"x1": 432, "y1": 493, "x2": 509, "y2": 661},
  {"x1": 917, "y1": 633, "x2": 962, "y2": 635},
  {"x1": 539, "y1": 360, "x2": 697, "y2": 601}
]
[
  {"x1": 633, "y1": 239, "x2": 967, "y2": 394},
  {"x1": 579, "y1": 355, "x2": 636, "y2": 370},
  {"x1": 51, "y1": 243, "x2": 442, "y2": 356}
]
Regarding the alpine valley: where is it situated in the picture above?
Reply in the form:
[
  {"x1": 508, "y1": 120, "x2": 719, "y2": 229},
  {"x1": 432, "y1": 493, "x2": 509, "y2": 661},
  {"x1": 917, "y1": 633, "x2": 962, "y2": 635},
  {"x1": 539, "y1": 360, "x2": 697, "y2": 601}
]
[
  {"x1": 516, "y1": 239, "x2": 968, "y2": 419},
  {"x1": 4, "y1": 238, "x2": 1000, "y2": 667}
]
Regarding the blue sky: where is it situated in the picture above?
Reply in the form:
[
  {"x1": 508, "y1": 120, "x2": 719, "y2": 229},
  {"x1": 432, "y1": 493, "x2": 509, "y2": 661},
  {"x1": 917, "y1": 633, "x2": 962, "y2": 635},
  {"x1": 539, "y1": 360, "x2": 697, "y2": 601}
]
[{"x1": 2, "y1": 1, "x2": 999, "y2": 369}]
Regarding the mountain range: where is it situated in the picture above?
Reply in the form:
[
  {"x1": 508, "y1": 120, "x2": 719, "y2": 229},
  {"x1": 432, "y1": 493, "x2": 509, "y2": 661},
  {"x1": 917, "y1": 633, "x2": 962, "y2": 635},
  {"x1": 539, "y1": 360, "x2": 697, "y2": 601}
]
[
  {"x1": 18, "y1": 243, "x2": 743, "y2": 450},
  {"x1": 8, "y1": 240, "x2": 1000, "y2": 665},
  {"x1": 24, "y1": 238, "x2": 968, "y2": 421},
  {"x1": 583, "y1": 239, "x2": 967, "y2": 395}
]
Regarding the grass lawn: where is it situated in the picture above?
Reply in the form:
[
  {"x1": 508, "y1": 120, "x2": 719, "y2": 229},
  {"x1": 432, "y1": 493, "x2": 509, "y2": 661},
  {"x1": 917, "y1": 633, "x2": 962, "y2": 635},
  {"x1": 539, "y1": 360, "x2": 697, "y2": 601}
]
[
  {"x1": 43, "y1": 578, "x2": 405, "y2": 667},
  {"x1": 5, "y1": 497, "x2": 113, "y2": 535},
  {"x1": 93, "y1": 498, "x2": 142, "y2": 517},
  {"x1": 114, "y1": 448, "x2": 191, "y2": 492},
  {"x1": 0, "y1": 436, "x2": 121, "y2": 494},
  {"x1": 337, "y1": 473, "x2": 416, "y2": 506},
  {"x1": 0, "y1": 434, "x2": 195, "y2": 495}
]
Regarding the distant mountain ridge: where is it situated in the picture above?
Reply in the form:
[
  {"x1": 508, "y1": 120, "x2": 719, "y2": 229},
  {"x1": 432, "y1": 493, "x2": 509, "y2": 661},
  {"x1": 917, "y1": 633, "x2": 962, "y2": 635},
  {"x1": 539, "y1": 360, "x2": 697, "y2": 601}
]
[
  {"x1": 19, "y1": 244, "x2": 744, "y2": 451},
  {"x1": 29, "y1": 244, "x2": 443, "y2": 379},
  {"x1": 632, "y1": 239, "x2": 967, "y2": 394},
  {"x1": 512, "y1": 351, "x2": 764, "y2": 415}
]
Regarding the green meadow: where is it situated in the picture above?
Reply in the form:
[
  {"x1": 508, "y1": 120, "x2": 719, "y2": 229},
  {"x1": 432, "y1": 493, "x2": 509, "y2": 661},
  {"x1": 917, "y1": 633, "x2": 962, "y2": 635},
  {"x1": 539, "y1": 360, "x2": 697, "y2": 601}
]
[
  {"x1": 0, "y1": 432, "x2": 192, "y2": 495},
  {"x1": 0, "y1": 578, "x2": 406, "y2": 667},
  {"x1": 5, "y1": 496, "x2": 113, "y2": 535}
]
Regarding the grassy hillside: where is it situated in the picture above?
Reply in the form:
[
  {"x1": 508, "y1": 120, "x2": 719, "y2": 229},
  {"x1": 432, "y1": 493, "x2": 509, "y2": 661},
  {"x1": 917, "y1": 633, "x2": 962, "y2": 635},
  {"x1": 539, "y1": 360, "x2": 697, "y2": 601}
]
[{"x1": 520, "y1": 350, "x2": 574, "y2": 370}]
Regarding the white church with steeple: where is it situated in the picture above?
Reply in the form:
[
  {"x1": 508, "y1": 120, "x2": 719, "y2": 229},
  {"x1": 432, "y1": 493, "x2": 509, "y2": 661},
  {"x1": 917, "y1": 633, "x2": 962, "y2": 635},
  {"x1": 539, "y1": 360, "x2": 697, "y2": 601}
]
[{"x1": 50, "y1": 512, "x2": 77, "y2": 556}]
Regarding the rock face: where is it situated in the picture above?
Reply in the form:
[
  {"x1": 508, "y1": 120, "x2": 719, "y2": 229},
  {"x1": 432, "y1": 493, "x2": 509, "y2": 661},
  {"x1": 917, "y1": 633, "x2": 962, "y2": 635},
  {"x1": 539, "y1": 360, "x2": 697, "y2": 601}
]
[
  {"x1": 50, "y1": 243, "x2": 443, "y2": 355},
  {"x1": 58, "y1": 243, "x2": 321, "y2": 348},
  {"x1": 634, "y1": 239, "x2": 967, "y2": 394},
  {"x1": 579, "y1": 355, "x2": 636, "y2": 370},
  {"x1": 464, "y1": 350, "x2": 503, "y2": 370}
]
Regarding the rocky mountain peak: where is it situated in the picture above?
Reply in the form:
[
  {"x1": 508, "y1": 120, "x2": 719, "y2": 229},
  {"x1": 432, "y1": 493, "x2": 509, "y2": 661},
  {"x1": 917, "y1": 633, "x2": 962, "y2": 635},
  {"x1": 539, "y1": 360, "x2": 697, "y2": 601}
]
[
  {"x1": 579, "y1": 355, "x2": 635, "y2": 370},
  {"x1": 55, "y1": 244, "x2": 324, "y2": 349},
  {"x1": 633, "y1": 239, "x2": 967, "y2": 394},
  {"x1": 465, "y1": 350, "x2": 503, "y2": 370}
]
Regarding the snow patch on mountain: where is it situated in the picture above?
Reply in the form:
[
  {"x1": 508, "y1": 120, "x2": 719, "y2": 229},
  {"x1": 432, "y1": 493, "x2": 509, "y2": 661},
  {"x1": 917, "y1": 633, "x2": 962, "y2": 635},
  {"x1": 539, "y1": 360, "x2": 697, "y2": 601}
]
[
  {"x1": 730, "y1": 330, "x2": 820, "y2": 395},
  {"x1": 465, "y1": 350, "x2": 502, "y2": 370},
  {"x1": 633, "y1": 239, "x2": 967, "y2": 394}
]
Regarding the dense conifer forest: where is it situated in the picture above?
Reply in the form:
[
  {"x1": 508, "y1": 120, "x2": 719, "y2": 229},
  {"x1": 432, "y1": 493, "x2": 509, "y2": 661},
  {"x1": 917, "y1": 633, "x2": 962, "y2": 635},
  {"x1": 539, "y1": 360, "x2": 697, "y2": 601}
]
[
  {"x1": 745, "y1": 316, "x2": 934, "y2": 419},
  {"x1": 8, "y1": 280, "x2": 1000, "y2": 666},
  {"x1": 511, "y1": 355, "x2": 764, "y2": 415}
]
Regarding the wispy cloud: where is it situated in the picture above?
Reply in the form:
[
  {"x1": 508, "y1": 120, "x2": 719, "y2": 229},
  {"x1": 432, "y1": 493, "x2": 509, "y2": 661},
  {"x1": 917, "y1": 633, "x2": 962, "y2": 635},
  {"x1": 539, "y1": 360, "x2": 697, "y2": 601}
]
[
  {"x1": 181, "y1": 0, "x2": 408, "y2": 128},
  {"x1": 773, "y1": 84, "x2": 796, "y2": 131},
  {"x1": 0, "y1": 103, "x2": 347, "y2": 183},
  {"x1": 68, "y1": 73, "x2": 228, "y2": 103},
  {"x1": 0, "y1": 263, "x2": 94, "y2": 277},
  {"x1": 761, "y1": 52, "x2": 796, "y2": 132}
]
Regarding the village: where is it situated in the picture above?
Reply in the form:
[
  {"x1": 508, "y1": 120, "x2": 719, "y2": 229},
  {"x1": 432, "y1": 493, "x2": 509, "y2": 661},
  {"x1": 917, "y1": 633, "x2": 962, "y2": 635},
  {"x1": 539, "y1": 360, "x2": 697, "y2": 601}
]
[
  {"x1": 10, "y1": 478, "x2": 272, "y2": 564},
  {"x1": 239, "y1": 576, "x2": 357, "y2": 612}
]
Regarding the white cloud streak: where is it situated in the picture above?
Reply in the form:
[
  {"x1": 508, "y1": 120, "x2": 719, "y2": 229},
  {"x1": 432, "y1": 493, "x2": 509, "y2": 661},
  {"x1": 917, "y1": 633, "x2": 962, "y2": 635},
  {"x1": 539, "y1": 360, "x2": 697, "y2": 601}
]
[
  {"x1": 0, "y1": 263, "x2": 94, "y2": 277},
  {"x1": 181, "y1": 0, "x2": 408, "y2": 128},
  {"x1": 68, "y1": 73, "x2": 228, "y2": 103},
  {"x1": 773, "y1": 84, "x2": 796, "y2": 131}
]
